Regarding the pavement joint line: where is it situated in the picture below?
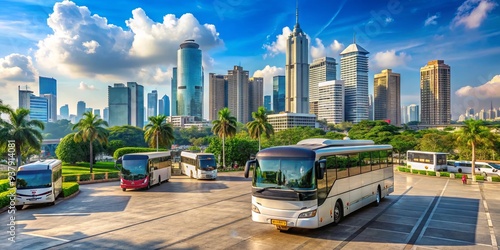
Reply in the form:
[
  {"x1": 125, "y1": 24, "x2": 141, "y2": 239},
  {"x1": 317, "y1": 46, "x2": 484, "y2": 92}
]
[
  {"x1": 424, "y1": 235, "x2": 494, "y2": 247},
  {"x1": 479, "y1": 183, "x2": 498, "y2": 248},
  {"x1": 22, "y1": 233, "x2": 70, "y2": 242}
]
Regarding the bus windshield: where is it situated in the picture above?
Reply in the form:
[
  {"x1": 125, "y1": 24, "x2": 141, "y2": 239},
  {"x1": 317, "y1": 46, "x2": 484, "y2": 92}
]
[
  {"x1": 253, "y1": 158, "x2": 315, "y2": 190},
  {"x1": 198, "y1": 156, "x2": 216, "y2": 171},
  {"x1": 16, "y1": 170, "x2": 52, "y2": 189},
  {"x1": 121, "y1": 159, "x2": 148, "y2": 181}
]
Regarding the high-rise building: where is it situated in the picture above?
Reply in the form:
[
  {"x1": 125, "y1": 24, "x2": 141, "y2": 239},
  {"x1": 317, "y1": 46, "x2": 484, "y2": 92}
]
[
  {"x1": 401, "y1": 105, "x2": 407, "y2": 124},
  {"x1": 39, "y1": 76, "x2": 57, "y2": 122},
  {"x1": 177, "y1": 40, "x2": 203, "y2": 120},
  {"x1": 159, "y1": 95, "x2": 170, "y2": 116},
  {"x1": 209, "y1": 73, "x2": 227, "y2": 121},
  {"x1": 489, "y1": 101, "x2": 496, "y2": 120},
  {"x1": 309, "y1": 57, "x2": 337, "y2": 115},
  {"x1": 407, "y1": 104, "x2": 420, "y2": 123},
  {"x1": 368, "y1": 94, "x2": 374, "y2": 121},
  {"x1": 85, "y1": 107, "x2": 93, "y2": 114},
  {"x1": 127, "y1": 82, "x2": 144, "y2": 128},
  {"x1": 103, "y1": 107, "x2": 109, "y2": 122},
  {"x1": 77, "y1": 101, "x2": 86, "y2": 120},
  {"x1": 60, "y1": 104, "x2": 69, "y2": 120},
  {"x1": 108, "y1": 83, "x2": 130, "y2": 127},
  {"x1": 249, "y1": 77, "x2": 263, "y2": 120},
  {"x1": 466, "y1": 108, "x2": 475, "y2": 118},
  {"x1": 147, "y1": 90, "x2": 158, "y2": 118},
  {"x1": 94, "y1": 109, "x2": 101, "y2": 118},
  {"x1": 273, "y1": 75, "x2": 285, "y2": 113},
  {"x1": 29, "y1": 95, "x2": 48, "y2": 122},
  {"x1": 318, "y1": 80, "x2": 344, "y2": 124},
  {"x1": 285, "y1": 6, "x2": 309, "y2": 114},
  {"x1": 18, "y1": 86, "x2": 32, "y2": 111},
  {"x1": 227, "y1": 66, "x2": 250, "y2": 123},
  {"x1": 264, "y1": 95, "x2": 272, "y2": 111},
  {"x1": 374, "y1": 69, "x2": 401, "y2": 126},
  {"x1": 420, "y1": 60, "x2": 450, "y2": 125},
  {"x1": 171, "y1": 67, "x2": 178, "y2": 116},
  {"x1": 340, "y1": 41, "x2": 369, "y2": 124}
]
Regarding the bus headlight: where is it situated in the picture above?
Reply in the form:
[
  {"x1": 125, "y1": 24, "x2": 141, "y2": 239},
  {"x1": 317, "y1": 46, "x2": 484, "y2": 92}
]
[
  {"x1": 298, "y1": 209, "x2": 317, "y2": 218},
  {"x1": 251, "y1": 204, "x2": 260, "y2": 214},
  {"x1": 143, "y1": 177, "x2": 148, "y2": 184}
]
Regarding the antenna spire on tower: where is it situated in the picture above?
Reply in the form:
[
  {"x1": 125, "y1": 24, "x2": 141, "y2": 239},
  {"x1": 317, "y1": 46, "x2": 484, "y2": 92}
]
[
  {"x1": 296, "y1": 0, "x2": 299, "y2": 25},
  {"x1": 353, "y1": 32, "x2": 356, "y2": 44}
]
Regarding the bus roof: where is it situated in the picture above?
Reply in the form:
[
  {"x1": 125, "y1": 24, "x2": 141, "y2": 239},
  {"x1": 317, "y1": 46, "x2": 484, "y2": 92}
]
[
  {"x1": 180, "y1": 151, "x2": 214, "y2": 158},
  {"x1": 256, "y1": 144, "x2": 392, "y2": 159},
  {"x1": 297, "y1": 138, "x2": 374, "y2": 150},
  {"x1": 315, "y1": 145, "x2": 393, "y2": 158},
  {"x1": 18, "y1": 159, "x2": 62, "y2": 171},
  {"x1": 257, "y1": 146, "x2": 316, "y2": 159},
  {"x1": 406, "y1": 150, "x2": 448, "y2": 155},
  {"x1": 123, "y1": 151, "x2": 171, "y2": 158}
]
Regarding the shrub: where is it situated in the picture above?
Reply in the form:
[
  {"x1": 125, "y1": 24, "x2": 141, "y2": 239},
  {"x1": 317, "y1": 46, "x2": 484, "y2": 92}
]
[
  {"x1": 0, "y1": 179, "x2": 12, "y2": 192},
  {"x1": 411, "y1": 169, "x2": 419, "y2": 174},
  {"x1": 94, "y1": 173, "x2": 106, "y2": 180},
  {"x1": 113, "y1": 147, "x2": 167, "y2": 160},
  {"x1": 475, "y1": 175, "x2": 484, "y2": 181},
  {"x1": 63, "y1": 175, "x2": 78, "y2": 182},
  {"x1": 108, "y1": 172, "x2": 119, "y2": 179},
  {"x1": 440, "y1": 172, "x2": 450, "y2": 177},
  {"x1": 398, "y1": 166, "x2": 408, "y2": 172},
  {"x1": 492, "y1": 176, "x2": 500, "y2": 182},
  {"x1": 0, "y1": 188, "x2": 15, "y2": 208},
  {"x1": 418, "y1": 170, "x2": 427, "y2": 175},
  {"x1": 428, "y1": 171, "x2": 436, "y2": 176},
  {"x1": 62, "y1": 182, "x2": 79, "y2": 197},
  {"x1": 0, "y1": 172, "x2": 8, "y2": 180},
  {"x1": 79, "y1": 174, "x2": 91, "y2": 182},
  {"x1": 455, "y1": 173, "x2": 463, "y2": 179}
]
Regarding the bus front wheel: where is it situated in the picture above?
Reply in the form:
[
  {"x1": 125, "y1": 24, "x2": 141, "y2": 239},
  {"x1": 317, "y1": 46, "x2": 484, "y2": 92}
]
[
  {"x1": 334, "y1": 200, "x2": 343, "y2": 225},
  {"x1": 122, "y1": 188, "x2": 126, "y2": 192},
  {"x1": 373, "y1": 187, "x2": 381, "y2": 207},
  {"x1": 158, "y1": 176, "x2": 161, "y2": 185},
  {"x1": 15, "y1": 205, "x2": 23, "y2": 210}
]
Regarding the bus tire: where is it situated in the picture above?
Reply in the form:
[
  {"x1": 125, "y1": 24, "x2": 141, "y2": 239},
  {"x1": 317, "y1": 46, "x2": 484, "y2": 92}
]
[
  {"x1": 147, "y1": 181, "x2": 150, "y2": 190},
  {"x1": 333, "y1": 200, "x2": 343, "y2": 225},
  {"x1": 458, "y1": 168, "x2": 462, "y2": 173},
  {"x1": 15, "y1": 205, "x2": 23, "y2": 210},
  {"x1": 122, "y1": 188, "x2": 126, "y2": 192},
  {"x1": 373, "y1": 187, "x2": 381, "y2": 207},
  {"x1": 158, "y1": 176, "x2": 161, "y2": 185}
]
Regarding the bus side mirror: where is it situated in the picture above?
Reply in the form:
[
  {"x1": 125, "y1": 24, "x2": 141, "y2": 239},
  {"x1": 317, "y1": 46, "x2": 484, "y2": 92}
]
[
  {"x1": 316, "y1": 159, "x2": 326, "y2": 180},
  {"x1": 244, "y1": 159, "x2": 256, "y2": 178}
]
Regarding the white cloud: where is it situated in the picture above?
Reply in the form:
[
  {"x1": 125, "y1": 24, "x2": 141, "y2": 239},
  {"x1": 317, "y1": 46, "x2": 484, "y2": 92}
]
[
  {"x1": 0, "y1": 53, "x2": 38, "y2": 82},
  {"x1": 455, "y1": 75, "x2": 500, "y2": 98},
  {"x1": 310, "y1": 38, "x2": 326, "y2": 59},
  {"x1": 329, "y1": 40, "x2": 345, "y2": 55},
  {"x1": 35, "y1": 1, "x2": 223, "y2": 85},
  {"x1": 424, "y1": 14, "x2": 440, "y2": 26},
  {"x1": 253, "y1": 65, "x2": 285, "y2": 96},
  {"x1": 78, "y1": 81, "x2": 96, "y2": 90},
  {"x1": 452, "y1": 0, "x2": 497, "y2": 29},
  {"x1": 385, "y1": 17, "x2": 394, "y2": 23},
  {"x1": 371, "y1": 50, "x2": 412, "y2": 69},
  {"x1": 263, "y1": 27, "x2": 291, "y2": 58}
]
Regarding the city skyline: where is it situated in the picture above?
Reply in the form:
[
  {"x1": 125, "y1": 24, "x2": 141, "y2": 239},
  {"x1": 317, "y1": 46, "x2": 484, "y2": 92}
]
[{"x1": 0, "y1": 0, "x2": 499, "y2": 120}]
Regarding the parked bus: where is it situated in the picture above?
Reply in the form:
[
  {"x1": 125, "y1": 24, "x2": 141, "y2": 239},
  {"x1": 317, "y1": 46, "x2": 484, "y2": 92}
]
[
  {"x1": 15, "y1": 159, "x2": 63, "y2": 210},
  {"x1": 180, "y1": 151, "x2": 217, "y2": 179},
  {"x1": 406, "y1": 150, "x2": 448, "y2": 171},
  {"x1": 448, "y1": 161, "x2": 500, "y2": 176},
  {"x1": 120, "y1": 151, "x2": 172, "y2": 191},
  {"x1": 244, "y1": 138, "x2": 393, "y2": 230}
]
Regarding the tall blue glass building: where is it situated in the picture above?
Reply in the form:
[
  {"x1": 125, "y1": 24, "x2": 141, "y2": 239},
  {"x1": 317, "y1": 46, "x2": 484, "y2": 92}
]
[
  {"x1": 39, "y1": 76, "x2": 57, "y2": 122},
  {"x1": 264, "y1": 95, "x2": 271, "y2": 111},
  {"x1": 159, "y1": 95, "x2": 170, "y2": 116},
  {"x1": 30, "y1": 95, "x2": 48, "y2": 122},
  {"x1": 171, "y1": 67, "x2": 177, "y2": 116},
  {"x1": 147, "y1": 90, "x2": 158, "y2": 118},
  {"x1": 108, "y1": 83, "x2": 130, "y2": 127},
  {"x1": 177, "y1": 39, "x2": 203, "y2": 120},
  {"x1": 60, "y1": 104, "x2": 69, "y2": 120},
  {"x1": 273, "y1": 75, "x2": 285, "y2": 113}
]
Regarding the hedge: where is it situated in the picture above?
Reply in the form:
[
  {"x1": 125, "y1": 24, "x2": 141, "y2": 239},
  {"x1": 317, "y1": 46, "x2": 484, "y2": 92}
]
[
  {"x1": 113, "y1": 147, "x2": 167, "y2": 159},
  {"x1": 411, "y1": 169, "x2": 419, "y2": 174},
  {"x1": 427, "y1": 171, "x2": 436, "y2": 176},
  {"x1": 492, "y1": 176, "x2": 500, "y2": 182},
  {"x1": 94, "y1": 173, "x2": 106, "y2": 180},
  {"x1": 79, "y1": 174, "x2": 91, "y2": 182},
  {"x1": 475, "y1": 175, "x2": 485, "y2": 181},
  {"x1": 108, "y1": 172, "x2": 119, "y2": 179},
  {"x1": 0, "y1": 179, "x2": 12, "y2": 192},
  {"x1": 63, "y1": 175, "x2": 78, "y2": 182},
  {"x1": 62, "y1": 182, "x2": 79, "y2": 197},
  {"x1": 440, "y1": 172, "x2": 450, "y2": 177},
  {"x1": 0, "y1": 188, "x2": 15, "y2": 208},
  {"x1": 418, "y1": 170, "x2": 427, "y2": 175}
]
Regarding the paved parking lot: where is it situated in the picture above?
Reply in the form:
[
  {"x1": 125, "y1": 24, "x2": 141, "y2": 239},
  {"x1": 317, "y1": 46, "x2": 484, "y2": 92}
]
[{"x1": 0, "y1": 171, "x2": 499, "y2": 249}]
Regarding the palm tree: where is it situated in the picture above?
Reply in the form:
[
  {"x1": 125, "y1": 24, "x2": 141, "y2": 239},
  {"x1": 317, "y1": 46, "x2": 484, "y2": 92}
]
[
  {"x1": 212, "y1": 108, "x2": 237, "y2": 168},
  {"x1": 246, "y1": 106, "x2": 274, "y2": 151},
  {"x1": 72, "y1": 111, "x2": 109, "y2": 173},
  {"x1": 0, "y1": 105, "x2": 44, "y2": 166},
  {"x1": 144, "y1": 115, "x2": 175, "y2": 151},
  {"x1": 456, "y1": 119, "x2": 494, "y2": 178}
]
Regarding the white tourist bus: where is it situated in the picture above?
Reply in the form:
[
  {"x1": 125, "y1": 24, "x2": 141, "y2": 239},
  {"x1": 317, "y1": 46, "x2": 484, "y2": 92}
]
[
  {"x1": 15, "y1": 159, "x2": 63, "y2": 210},
  {"x1": 406, "y1": 150, "x2": 448, "y2": 171},
  {"x1": 180, "y1": 151, "x2": 217, "y2": 179},
  {"x1": 447, "y1": 161, "x2": 500, "y2": 176},
  {"x1": 244, "y1": 138, "x2": 394, "y2": 231},
  {"x1": 120, "y1": 151, "x2": 172, "y2": 191}
]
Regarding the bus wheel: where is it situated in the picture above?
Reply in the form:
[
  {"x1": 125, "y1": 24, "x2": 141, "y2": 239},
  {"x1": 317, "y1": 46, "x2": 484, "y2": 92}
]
[
  {"x1": 458, "y1": 168, "x2": 462, "y2": 173},
  {"x1": 158, "y1": 176, "x2": 161, "y2": 185},
  {"x1": 334, "y1": 200, "x2": 343, "y2": 225},
  {"x1": 373, "y1": 187, "x2": 381, "y2": 207},
  {"x1": 15, "y1": 205, "x2": 23, "y2": 210},
  {"x1": 276, "y1": 226, "x2": 290, "y2": 232},
  {"x1": 147, "y1": 182, "x2": 151, "y2": 190},
  {"x1": 122, "y1": 188, "x2": 126, "y2": 192}
]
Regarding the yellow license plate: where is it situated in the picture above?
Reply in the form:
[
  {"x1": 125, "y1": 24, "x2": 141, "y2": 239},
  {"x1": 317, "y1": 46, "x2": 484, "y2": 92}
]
[{"x1": 271, "y1": 219, "x2": 287, "y2": 226}]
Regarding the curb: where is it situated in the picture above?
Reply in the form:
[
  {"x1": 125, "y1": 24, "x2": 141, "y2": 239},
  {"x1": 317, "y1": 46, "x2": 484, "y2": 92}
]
[{"x1": 76, "y1": 179, "x2": 119, "y2": 185}]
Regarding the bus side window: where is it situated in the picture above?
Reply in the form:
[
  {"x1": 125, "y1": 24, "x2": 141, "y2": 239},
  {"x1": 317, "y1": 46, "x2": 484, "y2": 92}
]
[
  {"x1": 372, "y1": 151, "x2": 381, "y2": 170},
  {"x1": 360, "y1": 152, "x2": 371, "y2": 173}
]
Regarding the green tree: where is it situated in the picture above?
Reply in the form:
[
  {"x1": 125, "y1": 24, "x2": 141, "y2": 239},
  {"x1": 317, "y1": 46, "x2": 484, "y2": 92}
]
[
  {"x1": 0, "y1": 105, "x2": 44, "y2": 166},
  {"x1": 72, "y1": 111, "x2": 109, "y2": 173},
  {"x1": 108, "y1": 125, "x2": 148, "y2": 147},
  {"x1": 417, "y1": 133, "x2": 455, "y2": 153},
  {"x1": 246, "y1": 106, "x2": 274, "y2": 150},
  {"x1": 390, "y1": 134, "x2": 418, "y2": 164},
  {"x1": 456, "y1": 119, "x2": 495, "y2": 177},
  {"x1": 212, "y1": 108, "x2": 237, "y2": 167},
  {"x1": 144, "y1": 115, "x2": 175, "y2": 151},
  {"x1": 42, "y1": 119, "x2": 73, "y2": 139}
]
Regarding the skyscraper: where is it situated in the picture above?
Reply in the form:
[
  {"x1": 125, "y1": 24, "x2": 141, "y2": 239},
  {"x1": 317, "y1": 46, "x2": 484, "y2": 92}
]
[
  {"x1": 340, "y1": 40, "x2": 369, "y2": 123},
  {"x1": 309, "y1": 57, "x2": 337, "y2": 115},
  {"x1": 77, "y1": 101, "x2": 86, "y2": 120},
  {"x1": 94, "y1": 109, "x2": 101, "y2": 118},
  {"x1": 249, "y1": 77, "x2": 263, "y2": 120},
  {"x1": 264, "y1": 95, "x2": 271, "y2": 111},
  {"x1": 273, "y1": 75, "x2": 285, "y2": 113},
  {"x1": 60, "y1": 104, "x2": 69, "y2": 120},
  {"x1": 171, "y1": 67, "x2": 177, "y2": 116},
  {"x1": 177, "y1": 39, "x2": 203, "y2": 120},
  {"x1": 127, "y1": 82, "x2": 144, "y2": 128},
  {"x1": 227, "y1": 66, "x2": 250, "y2": 123},
  {"x1": 29, "y1": 95, "x2": 48, "y2": 122},
  {"x1": 209, "y1": 73, "x2": 227, "y2": 121},
  {"x1": 18, "y1": 86, "x2": 32, "y2": 111},
  {"x1": 407, "y1": 104, "x2": 420, "y2": 123},
  {"x1": 374, "y1": 69, "x2": 401, "y2": 126},
  {"x1": 285, "y1": 6, "x2": 309, "y2": 114},
  {"x1": 420, "y1": 60, "x2": 450, "y2": 125},
  {"x1": 39, "y1": 76, "x2": 57, "y2": 122},
  {"x1": 159, "y1": 95, "x2": 170, "y2": 116},
  {"x1": 108, "y1": 83, "x2": 130, "y2": 127},
  {"x1": 147, "y1": 90, "x2": 158, "y2": 118},
  {"x1": 318, "y1": 80, "x2": 344, "y2": 124},
  {"x1": 103, "y1": 107, "x2": 109, "y2": 122},
  {"x1": 401, "y1": 105, "x2": 407, "y2": 124}
]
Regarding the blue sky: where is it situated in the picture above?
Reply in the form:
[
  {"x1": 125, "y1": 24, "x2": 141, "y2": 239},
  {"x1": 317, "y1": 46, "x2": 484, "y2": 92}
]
[{"x1": 0, "y1": 0, "x2": 499, "y2": 120}]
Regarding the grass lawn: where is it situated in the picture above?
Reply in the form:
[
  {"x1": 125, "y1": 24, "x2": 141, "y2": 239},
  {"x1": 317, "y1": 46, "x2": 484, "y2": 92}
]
[{"x1": 63, "y1": 161, "x2": 119, "y2": 175}]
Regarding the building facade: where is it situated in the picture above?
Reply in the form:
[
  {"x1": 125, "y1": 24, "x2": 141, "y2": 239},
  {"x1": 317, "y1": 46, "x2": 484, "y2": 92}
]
[
  {"x1": 209, "y1": 73, "x2": 227, "y2": 121},
  {"x1": 227, "y1": 66, "x2": 250, "y2": 123},
  {"x1": 108, "y1": 83, "x2": 130, "y2": 127},
  {"x1": 420, "y1": 60, "x2": 450, "y2": 125},
  {"x1": 374, "y1": 69, "x2": 401, "y2": 126},
  {"x1": 76, "y1": 101, "x2": 86, "y2": 121},
  {"x1": 60, "y1": 104, "x2": 69, "y2": 120},
  {"x1": 285, "y1": 8, "x2": 309, "y2": 113},
  {"x1": 147, "y1": 90, "x2": 158, "y2": 118},
  {"x1": 159, "y1": 95, "x2": 170, "y2": 116},
  {"x1": 340, "y1": 42, "x2": 369, "y2": 123},
  {"x1": 267, "y1": 113, "x2": 316, "y2": 132},
  {"x1": 39, "y1": 76, "x2": 57, "y2": 122},
  {"x1": 407, "y1": 104, "x2": 420, "y2": 123},
  {"x1": 171, "y1": 67, "x2": 177, "y2": 116},
  {"x1": 273, "y1": 75, "x2": 285, "y2": 113},
  {"x1": 249, "y1": 77, "x2": 263, "y2": 120},
  {"x1": 103, "y1": 107, "x2": 109, "y2": 122},
  {"x1": 318, "y1": 80, "x2": 344, "y2": 124},
  {"x1": 264, "y1": 95, "x2": 271, "y2": 111},
  {"x1": 177, "y1": 40, "x2": 203, "y2": 120},
  {"x1": 309, "y1": 57, "x2": 337, "y2": 115}
]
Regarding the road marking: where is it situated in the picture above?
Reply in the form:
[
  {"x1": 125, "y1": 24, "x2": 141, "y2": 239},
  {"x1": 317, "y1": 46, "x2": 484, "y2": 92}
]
[
  {"x1": 22, "y1": 233, "x2": 70, "y2": 242},
  {"x1": 479, "y1": 184, "x2": 498, "y2": 248},
  {"x1": 34, "y1": 213, "x2": 90, "y2": 216}
]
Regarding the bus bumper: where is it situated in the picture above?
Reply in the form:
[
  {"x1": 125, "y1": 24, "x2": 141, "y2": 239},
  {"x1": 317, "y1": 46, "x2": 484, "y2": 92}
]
[
  {"x1": 16, "y1": 192, "x2": 55, "y2": 206},
  {"x1": 251, "y1": 210, "x2": 319, "y2": 229},
  {"x1": 120, "y1": 177, "x2": 148, "y2": 190}
]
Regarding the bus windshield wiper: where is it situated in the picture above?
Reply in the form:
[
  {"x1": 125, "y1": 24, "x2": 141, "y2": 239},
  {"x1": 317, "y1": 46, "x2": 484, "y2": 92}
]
[{"x1": 256, "y1": 186, "x2": 281, "y2": 193}]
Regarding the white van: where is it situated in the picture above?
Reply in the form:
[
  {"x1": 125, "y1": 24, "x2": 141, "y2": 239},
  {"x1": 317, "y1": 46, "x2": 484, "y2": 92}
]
[{"x1": 447, "y1": 161, "x2": 500, "y2": 176}]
